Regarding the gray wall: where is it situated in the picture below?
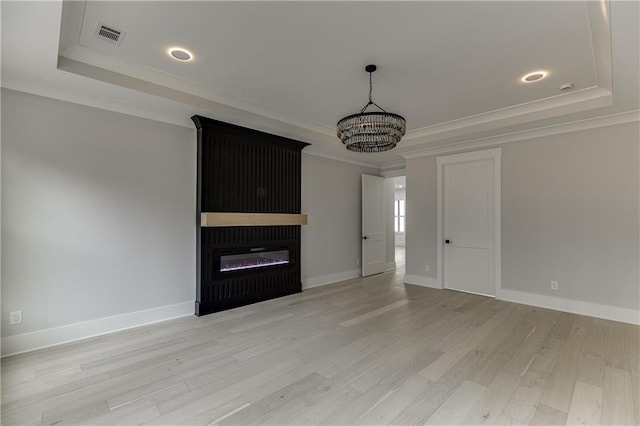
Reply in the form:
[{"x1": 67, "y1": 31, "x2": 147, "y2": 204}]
[
  {"x1": 1, "y1": 89, "x2": 197, "y2": 338},
  {"x1": 406, "y1": 158, "x2": 438, "y2": 278},
  {"x1": 1, "y1": 89, "x2": 379, "y2": 342},
  {"x1": 405, "y1": 122, "x2": 640, "y2": 310},
  {"x1": 301, "y1": 154, "x2": 378, "y2": 282}
]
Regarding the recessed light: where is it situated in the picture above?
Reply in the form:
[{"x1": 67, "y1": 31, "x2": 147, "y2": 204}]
[
  {"x1": 168, "y1": 47, "x2": 193, "y2": 62},
  {"x1": 521, "y1": 71, "x2": 548, "y2": 83}
]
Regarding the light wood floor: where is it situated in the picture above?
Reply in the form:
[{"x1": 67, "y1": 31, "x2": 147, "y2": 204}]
[{"x1": 2, "y1": 268, "x2": 639, "y2": 425}]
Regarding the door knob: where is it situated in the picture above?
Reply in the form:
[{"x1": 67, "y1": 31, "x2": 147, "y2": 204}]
[
  {"x1": 362, "y1": 236, "x2": 368, "y2": 240},
  {"x1": 445, "y1": 239, "x2": 451, "y2": 244}
]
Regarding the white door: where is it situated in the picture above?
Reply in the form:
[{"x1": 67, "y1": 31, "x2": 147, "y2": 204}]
[
  {"x1": 362, "y1": 174, "x2": 386, "y2": 277},
  {"x1": 444, "y1": 159, "x2": 495, "y2": 296}
]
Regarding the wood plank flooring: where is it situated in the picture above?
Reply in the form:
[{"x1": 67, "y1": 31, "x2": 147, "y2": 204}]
[{"x1": 2, "y1": 268, "x2": 638, "y2": 425}]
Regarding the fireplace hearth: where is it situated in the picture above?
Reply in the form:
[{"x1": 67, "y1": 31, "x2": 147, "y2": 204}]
[{"x1": 193, "y1": 115, "x2": 309, "y2": 316}]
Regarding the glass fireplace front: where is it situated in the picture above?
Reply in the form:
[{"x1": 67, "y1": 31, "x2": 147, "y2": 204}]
[{"x1": 220, "y1": 249, "x2": 289, "y2": 272}]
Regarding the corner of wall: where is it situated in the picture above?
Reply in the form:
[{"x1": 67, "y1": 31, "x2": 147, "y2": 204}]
[
  {"x1": 302, "y1": 269, "x2": 360, "y2": 290},
  {"x1": 404, "y1": 274, "x2": 442, "y2": 289}
]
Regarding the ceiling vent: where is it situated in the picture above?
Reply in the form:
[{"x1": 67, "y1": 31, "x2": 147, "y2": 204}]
[{"x1": 95, "y1": 23, "x2": 125, "y2": 46}]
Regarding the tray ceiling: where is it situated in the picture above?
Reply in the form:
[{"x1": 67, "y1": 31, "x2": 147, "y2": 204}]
[{"x1": 2, "y1": 1, "x2": 638, "y2": 167}]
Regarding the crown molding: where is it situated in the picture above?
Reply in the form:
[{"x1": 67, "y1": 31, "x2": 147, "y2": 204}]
[
  {"x1": 1, "y1": 78, "x2": 385, "y2": 170},
  {"x1": 402, "y1": 86, "x2": 613, "y2": 146},
  {"x1": 1, "y1": 76, "x2": 194, "y2": 128},
  {"x1": 58, "y1": 48, "x2": 337, "y2": 138},
  {"x1": 303, "y1": 146, "x2": 380, "y2": 169},
  {"x1": 380, "y1": 161, "x2": 406, "y2": 173},
  {"x1": 587, "y1": 0, "x2": 612, "y2": 91},
  {"x1": 380, "y1": 167, "x2": 407, "y2": 178},
  {"x1": 62, "y1": 45, "x2": 614, "y2": 155},
  {"x1": 398, "y1": 109, "x2": 640, "y2": 159}
]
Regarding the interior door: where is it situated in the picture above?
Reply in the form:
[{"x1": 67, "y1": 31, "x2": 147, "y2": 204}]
[
  {"x1": 444, "y1": 159, "x2": 495, "y2": 296},
  {"x1": 362, "y1": 174, "x2": 386, "y2": 277}
]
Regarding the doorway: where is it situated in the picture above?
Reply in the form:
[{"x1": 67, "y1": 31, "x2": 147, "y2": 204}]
[
  {"x1": 437, "y1": 148, "x2": 501, "y2": 297},
  {"x1": 392, "y1": 176, "x2": 406, "y2": 267}
]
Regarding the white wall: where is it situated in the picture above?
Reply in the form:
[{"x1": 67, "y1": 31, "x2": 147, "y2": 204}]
[
  {"x1": 301, "y1": 154, "x2": 378, "y2": 287},
  {"x1": 1, "y1": 89, "x2": 197, "y2": 353},
  {"x1": 405, "y1": 122, "x2": 640, "y2": 320}
]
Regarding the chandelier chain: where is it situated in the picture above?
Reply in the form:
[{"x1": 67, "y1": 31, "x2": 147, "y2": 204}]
[{"x1": 360, "y1": 70, "x2": 387, "y2": 114}]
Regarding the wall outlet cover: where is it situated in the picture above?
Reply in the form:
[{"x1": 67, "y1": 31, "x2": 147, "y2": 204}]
[
  {"x1": 550, "y1": 280, "x2": 559, "y2": 290},
  {"x1": 9, "y1": 310, "x2": 23, "y2": 325}
]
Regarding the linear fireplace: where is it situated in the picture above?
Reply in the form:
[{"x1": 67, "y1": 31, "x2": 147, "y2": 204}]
[
  {"x1": 192, "y1": 115, "x2": 309, "y2": 316},
  {"x1": 220, "y1": 248, "x2": 289, "y2": 272}
]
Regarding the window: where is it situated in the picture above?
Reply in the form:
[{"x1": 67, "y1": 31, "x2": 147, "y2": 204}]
[{"x1": 394, "y1": 200, "x2": 405, "y2": 233}]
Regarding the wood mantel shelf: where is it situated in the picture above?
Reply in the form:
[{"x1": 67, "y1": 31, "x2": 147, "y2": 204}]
[{"x1": 201, "y1": 212, "x2": 308, "y2": 227}]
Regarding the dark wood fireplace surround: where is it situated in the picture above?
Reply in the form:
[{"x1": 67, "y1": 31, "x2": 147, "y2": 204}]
[{"x1": 192, "y1": 115, "x2": 309, "y2": 316}]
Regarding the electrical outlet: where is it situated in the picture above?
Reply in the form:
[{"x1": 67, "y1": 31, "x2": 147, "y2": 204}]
[
  {"x1": 425, "y1": 264, "x2": 430, "y2": 272},
  {"x1": 356, "y1": 258, "x2": 360, "y2": 265},
  {"x1": 9, "y1": 310, "x2": 23, "y2": 325},
  {"x1": 550, "y1": 280, "x2": 559, "y2": 291}
]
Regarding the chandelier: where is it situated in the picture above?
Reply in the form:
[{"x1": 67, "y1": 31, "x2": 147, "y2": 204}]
[{"x1": 337, "y1": 65, "x2": 406, "y2": 153}]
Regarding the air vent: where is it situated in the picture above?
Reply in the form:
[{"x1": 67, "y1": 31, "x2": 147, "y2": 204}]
[{"x1": 95, "y1": 22, "x2": 125, "y2": 46}]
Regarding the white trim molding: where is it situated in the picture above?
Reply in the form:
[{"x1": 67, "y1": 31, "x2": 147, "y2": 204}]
[
  {"x1": 1, "y1": 302, "x2": 194, "y2": 357},
  {"x1": 497, "y1": 288, "x2": 640, "y2": 326},
  {"x1": 398, "y1": 110, "x2": 640, "y2": 159},
  {"x1": 436, "y1": 148, "x2": 502, "y2": 296},
  {"x1": 380, "y1": 168, "x2": 407, "y2": 178},
  {"x1": 302, "y1": 269, "x2": 360, "y2": 290},
  {"x1": 303, "y1": 147, "x2": 379, "y2": 169},
  {"x1": 380, "y1": 163, "x2": 407, "y2": 174},
  {"x1": 403, "y1": 87, "x2": 612, "y2": 145},
  {"x1": 404, "y1": 274, "x2": 442, "y2": 289}
]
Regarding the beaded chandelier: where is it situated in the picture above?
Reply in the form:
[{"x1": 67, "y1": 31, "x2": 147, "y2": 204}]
[{"x1": 337, "y1": 65, "x2": 406, "y2": 153}]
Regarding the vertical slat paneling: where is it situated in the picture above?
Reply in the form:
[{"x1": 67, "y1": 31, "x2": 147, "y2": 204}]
[
  {"x1": 193, "y1": 116, "x2": 308, "y2": 316},
  {"x1": 197, "y1": 119, "x2": 306, "y2": 213}
]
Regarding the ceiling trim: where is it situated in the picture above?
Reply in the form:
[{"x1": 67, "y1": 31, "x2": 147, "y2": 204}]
[
  {"x1": 587, "y1": 0, "x2": 613, "y2": 91},
  {"x1": 402, "y1": 86, "x2": 612, "y2": 145},
  {"x1": 398, "y1": 109, "x2": 640, "y2": 159},
  {"x1": 1, "y1": 75, "x2": 387, "y2": 170},
  {"x1": 303, "y1": 146, "x2": 380, "y2": 169},
  {"x1": 380, "y1": 168, "x2": 407, "y2": 177},
  {"x1": 59, "y1": 46, "x2": 337, "y2": 138},
  {"x1": 57, "y1": 0, "x2": 614, "y2": 152},
  {"x1": 59, "y1": 46, "x2": 614, "y2": 152},
  {"x1": 1, "y1": 76, "x2": 193, "y2": 128}
]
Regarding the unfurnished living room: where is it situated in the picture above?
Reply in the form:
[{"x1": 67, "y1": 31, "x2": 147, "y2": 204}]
[{"x1": 1, "y1": 1, "x2": 639, "y2": 425}]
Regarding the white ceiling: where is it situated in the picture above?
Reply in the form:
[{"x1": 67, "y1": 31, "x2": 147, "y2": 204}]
[{"x1": 2, "y1": 1, "x2": 639, "y2": 169}]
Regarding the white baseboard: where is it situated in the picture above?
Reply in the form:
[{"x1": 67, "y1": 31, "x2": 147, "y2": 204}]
[
  {"x1": 404, "y1": 274, "x2": 442, "y2": 289},
  {"x1": 386, "y1": 262, "x2": 396, "y2": 271},
  {"x1": 497, "y1": 288, "x2": 640, "y2": 325},
  {"x1": 302, "y1": 269, "x2": 360, "y2": 289},
  {"x1": 1, "y1": 301, "x2": 194, "y2": 357}
]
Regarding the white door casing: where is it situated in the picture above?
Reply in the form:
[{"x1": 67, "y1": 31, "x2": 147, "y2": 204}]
[
  {"x1": 437, "y1": 148, "x2": 501, "y2": 296},
  {"x1": 362, "y1": 174, "x2": 387, "y2": 277}
]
